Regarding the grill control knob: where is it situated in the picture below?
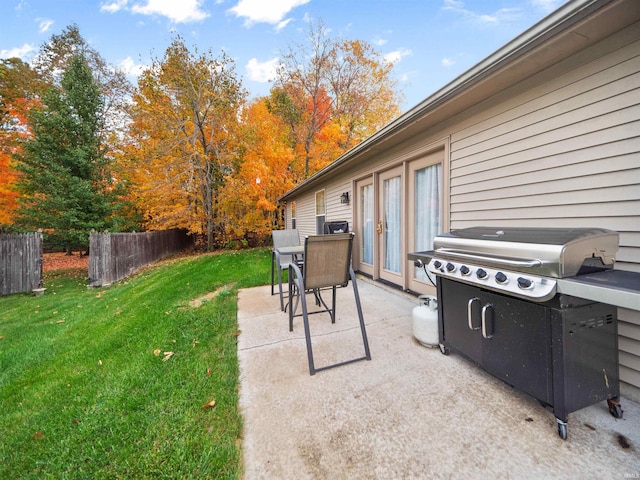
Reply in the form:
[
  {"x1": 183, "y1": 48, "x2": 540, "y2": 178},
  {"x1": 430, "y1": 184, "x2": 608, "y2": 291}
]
[
  {"x1": 517, "y1": 277, "x2": 533, "y2": 290},
  {"x1": 433, "y1": 260, "x2": 442, "y2": 269},
  {"x1": 460, "y1": 265, "x2": 470, "y2": 276},
  {"x1": 446, "y1": 262, "x2": 456, "y2": 272},
  {"x1": 476, "y1": 268, "x2": 488, "y2": 279},
  {"x1": 495, "y1": 272, "x2": 508, "y2": 284}
]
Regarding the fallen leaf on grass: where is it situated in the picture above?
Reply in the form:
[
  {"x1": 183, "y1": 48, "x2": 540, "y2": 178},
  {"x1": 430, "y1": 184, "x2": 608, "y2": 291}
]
[
  {"x1": 33, "y1": 431, "x2": 44, "y2": 439},
  {"x1": 206, "y1": 368, "x2": 212, "y2": 376},
  {"x1": 153, "y1": 349, "x2": 161, "y2": 356},
  {"x1": 98, "y1": 360, "x2": 103, "y2": 366},
  {"x1": 56, "y1": 319, "x2": 65, "y2": 324},
  {"x1": 202, "y1": 399, "x2": 216, "y2": 409},
  {"x1": 162, "y1": 351, "x2": 174, "y2": 362}
]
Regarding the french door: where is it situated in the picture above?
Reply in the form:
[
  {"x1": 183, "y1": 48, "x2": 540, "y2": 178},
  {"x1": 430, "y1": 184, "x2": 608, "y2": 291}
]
[
  {"x1": 354, "y1": 148, "x2": 444, "y2": 292},
  {"x1": 378, "y1": 166, "x2": 403, "y2": 285},
  {"x1": 356, "y1": 177, "x2": 375, "y2": 277}
]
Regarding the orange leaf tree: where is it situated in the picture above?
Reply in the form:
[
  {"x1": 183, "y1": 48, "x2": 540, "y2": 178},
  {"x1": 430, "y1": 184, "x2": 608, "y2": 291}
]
[
  {"x1": 123, "y1": 38, "x2": 246, "y2": 250},
  {"x1": 219, "y1": 99, "x2": 297, "y2": 241},
  {"x1": 274, "y1": 19, "x2": 403, "y2": 178},
  {"x1": 0, "y1": 58, "x2": 46, "y2": 228}
]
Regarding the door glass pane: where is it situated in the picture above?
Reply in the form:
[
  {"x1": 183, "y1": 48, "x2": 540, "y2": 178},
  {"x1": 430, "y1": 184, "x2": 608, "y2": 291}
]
[
  {"x1": 360, "y1": 184, "x2": 374, "y2": 265},
  {"x1": 384, "y1": 176, "x2": 401, "y2": 273},
  {"x1": 414, "y1": 164, "x2": 442, "y2": 281}
]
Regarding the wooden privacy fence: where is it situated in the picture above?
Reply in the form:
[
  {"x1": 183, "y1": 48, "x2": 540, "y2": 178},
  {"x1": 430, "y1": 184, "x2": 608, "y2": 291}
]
[
  {"x1": 0, "y1": 232, "x2": 43, "y2": 296},
  {"x1": 89, "y1": 229, "x2": 191, "y2": 287}
]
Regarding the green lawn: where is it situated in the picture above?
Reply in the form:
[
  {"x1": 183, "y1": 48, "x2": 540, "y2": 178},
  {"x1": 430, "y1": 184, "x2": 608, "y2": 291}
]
[{"x1": 0, "y1": 248, "x2": 271, "y2": 479}]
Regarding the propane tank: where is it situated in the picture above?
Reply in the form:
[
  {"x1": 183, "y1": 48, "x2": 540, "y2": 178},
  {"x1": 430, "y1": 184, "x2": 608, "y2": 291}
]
[{"x1": 412, "y1": 295, "x2": 439, "y2": 347}]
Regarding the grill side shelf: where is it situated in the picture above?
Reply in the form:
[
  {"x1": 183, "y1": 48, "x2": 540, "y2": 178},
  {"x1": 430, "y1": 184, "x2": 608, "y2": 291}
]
[{"x1": 557, "y1": 270, "x2": 640, "y2": 311}]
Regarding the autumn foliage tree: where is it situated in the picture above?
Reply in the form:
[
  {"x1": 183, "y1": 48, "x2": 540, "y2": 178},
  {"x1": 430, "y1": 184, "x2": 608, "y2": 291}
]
[
  {"x1": 219, "y1": 99, "x2": 297, "y2": 240},
  {"x1": 0, "y1": 58, "x2": 47, "y2": 228},
  {"x1": 273, "y1": 20, "x2": 402, "y2": 177},
  {"x1": 123, "y1": 39, "x2": 246, "y2": 250}
]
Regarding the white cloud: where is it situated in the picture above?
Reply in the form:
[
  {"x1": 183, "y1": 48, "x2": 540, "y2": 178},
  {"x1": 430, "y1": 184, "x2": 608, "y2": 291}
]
[
  {"x1": 118, "y1": 56, "x2": 147, "y2": 77},
  {"x1": 443, "y1": 0, "x2": 521, "y2": 25},
  {"x1": 276, "y1": 18, "x2": 293, "y2": 31},
  {"x1": 383, "y1": 48, "x2": 412, "y2": 64},
  {"x1": 229, "y1": 0, "x2": 310, "y2": 27},
  {"x1": 100, "y1": 0, "x2": 128, "y2": 13},
  {"x1": 246, "y1": 57, "x2": 279, "y2": 82},
  {"x1": 372, "y1": 35, "x2": 387, "y2": 46},
  {"x1": 441, "y1": 57, "x2": 455, "y2": 67},
  {"x1": 530, "y1": 0, "x2": 566, "y2": 12},
  {"x1": 0, "y1": 43, "x2": 36, "y2": 60},
  {"x1": 36, "y1": 18, "x2": 54, "y2": 33},
  {"x1": 131, "y1": 0, "x2": 209, "y2": 23}
]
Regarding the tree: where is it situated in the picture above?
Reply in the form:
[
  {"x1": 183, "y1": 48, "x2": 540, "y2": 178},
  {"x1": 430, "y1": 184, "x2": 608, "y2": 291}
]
[
  {"x1": 274, "y1": 19, "x2": 402, "y2": 177},
  {"x1": 1, "y1": 26, "x2": 134, "y2": 232},
  {"x1": 13, "y1": 54, "x2": 115, "y2": 251},
  {"x1": 219, "y1": 99, "x2": 297, "y2": 240},
  {"x1": 124, "y1": 38, "x2": 246, "y2": 250},
  {"x1": 31, "y1": 24, "x2": 131, "y2": 158},
  {"x1": 0, "y1": 58, "x2": 47, "y2": 228}
]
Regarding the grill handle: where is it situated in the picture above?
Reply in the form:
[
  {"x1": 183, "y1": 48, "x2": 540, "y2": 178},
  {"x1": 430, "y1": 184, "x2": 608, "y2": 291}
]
[
  {"x1": 437, "y1": 248, "x2": 542, "y2": 268},
  {"x1": 468, "y1": 298, "x2": 481, "y2": 331},
  {"x1": 482, "y1": 304, "x2": 494, "y2": 339}
]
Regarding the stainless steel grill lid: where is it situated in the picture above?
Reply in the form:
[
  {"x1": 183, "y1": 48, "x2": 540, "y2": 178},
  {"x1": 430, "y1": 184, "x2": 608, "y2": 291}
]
[{"x1": 432, "y1": 226, "x2": 618, "y2": 278}]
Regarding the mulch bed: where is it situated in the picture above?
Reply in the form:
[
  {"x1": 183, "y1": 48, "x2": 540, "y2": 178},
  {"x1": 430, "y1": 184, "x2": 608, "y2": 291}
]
[{"x1": 42, "y1": 253, "x2": 89, "y2": 272}]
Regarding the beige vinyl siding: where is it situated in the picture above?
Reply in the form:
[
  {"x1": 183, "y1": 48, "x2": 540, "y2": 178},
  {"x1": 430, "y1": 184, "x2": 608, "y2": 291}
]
[
  {"x1": 448, "y1": 27, "x2": 640, "y2": 399},
  {"x1": 291, "y1": 190, "x2": 318, "y2": 237},
  {"x1": 286, "y1": 182, "x2": 353, "y2": 236},
  {"x1": 282, "y1": 20, "x2": 640, "y2": 399}
]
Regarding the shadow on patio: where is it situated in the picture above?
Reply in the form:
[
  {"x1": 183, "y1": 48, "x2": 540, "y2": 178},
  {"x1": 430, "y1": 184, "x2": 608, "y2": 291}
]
[{"x1": 237, "y1": 279, "x2": 639, "y2": 479}]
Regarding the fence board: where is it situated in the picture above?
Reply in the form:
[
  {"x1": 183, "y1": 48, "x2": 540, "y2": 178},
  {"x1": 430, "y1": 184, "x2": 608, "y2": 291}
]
[
  {"x1": 88, "y1": 229, "x2": 191, "y2": 286},
  {"x1": 0, "y1": 233, "x2": 43, "y2": 296}
]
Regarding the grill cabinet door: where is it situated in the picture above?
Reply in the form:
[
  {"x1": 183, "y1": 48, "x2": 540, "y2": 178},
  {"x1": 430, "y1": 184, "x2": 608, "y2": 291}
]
[
  {"x1": 438, "y1": 278, "x2": 483, "y2": 365},
  {"x1": 481, "y1": 292, "x2": 553, "y2": 404}
]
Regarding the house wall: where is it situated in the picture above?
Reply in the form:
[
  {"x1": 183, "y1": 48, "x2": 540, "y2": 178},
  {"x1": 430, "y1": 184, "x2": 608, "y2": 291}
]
[
  {"x1": 285, "y1": 22, "x2": 640, "y2": 399},
  {"x1": 445, "y1": 24, "x2": 640, "y2": 400}
]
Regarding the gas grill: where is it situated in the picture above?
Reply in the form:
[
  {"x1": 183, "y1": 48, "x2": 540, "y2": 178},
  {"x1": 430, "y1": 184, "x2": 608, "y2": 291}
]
[{"x1": 409, "y1": 226, "x2": 628, "y2": 439}]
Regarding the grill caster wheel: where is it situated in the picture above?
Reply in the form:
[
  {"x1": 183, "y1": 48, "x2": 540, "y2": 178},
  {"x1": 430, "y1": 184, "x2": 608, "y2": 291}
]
[
  {"x1": 439, "y1": 344, "x2": 450, "y2": 355},
  {"x1": 607, "y1": 398, "x2": 623, "y2": 419},
  {"x1": 556, "y1": 419, "x2": 568, "y2": 440}
]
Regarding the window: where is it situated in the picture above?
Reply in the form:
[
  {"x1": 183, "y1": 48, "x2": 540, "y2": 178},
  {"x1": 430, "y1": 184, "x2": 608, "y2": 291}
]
[
  {"x1": 291, "y1": 202, "x2": 296, "y2": 229},
  {"x1": 315, "y1": 190, "x2": 326, "y2": 234}
]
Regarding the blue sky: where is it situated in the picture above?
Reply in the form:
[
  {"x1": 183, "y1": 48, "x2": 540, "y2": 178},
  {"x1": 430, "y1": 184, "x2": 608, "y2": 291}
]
[{"x1": 1, "y1": 0, "x2": 567, "y2": 111}]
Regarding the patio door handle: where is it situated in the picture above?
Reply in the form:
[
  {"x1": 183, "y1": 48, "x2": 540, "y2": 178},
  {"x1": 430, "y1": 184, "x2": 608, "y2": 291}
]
[{"x1": 376, "y1": 221, "x2": 383, "y2": 234}]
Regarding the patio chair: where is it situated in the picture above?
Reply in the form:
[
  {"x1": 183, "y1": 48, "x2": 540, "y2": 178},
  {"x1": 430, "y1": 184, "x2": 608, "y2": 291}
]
[
  {"x1": 271, "y1": 229, "x2": 301, "y2": 311},
  {"x1": 288, "y1": 233, "x2": 371, "y2": 375}
]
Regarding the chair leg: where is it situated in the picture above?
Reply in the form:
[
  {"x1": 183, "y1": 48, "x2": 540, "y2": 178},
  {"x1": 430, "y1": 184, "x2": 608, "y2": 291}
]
[
  {"x1": 350, "y1": 266, "x2": 371, "y2": 361},
  {"x1": 270, "y1": 251, "x2": 275, "y2": 296},
  {"x1": 300, "y1": 287, "x2": 316, "y2": 376},
  {"x1": 276, "y1": 265, "x2": 285, "y2": 311}
]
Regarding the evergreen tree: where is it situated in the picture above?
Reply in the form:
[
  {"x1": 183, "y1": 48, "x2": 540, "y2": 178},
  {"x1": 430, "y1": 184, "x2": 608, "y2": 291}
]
[{"x1": 14, "y1": 54, "x2": 114, "y2": 252}]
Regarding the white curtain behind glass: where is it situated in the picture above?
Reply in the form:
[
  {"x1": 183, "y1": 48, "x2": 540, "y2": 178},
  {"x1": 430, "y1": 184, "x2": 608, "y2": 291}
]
[
  {"x1": 361, "y1": 184, "x2": 374, "y2": 264},
  {"x1": 384, "y1": 176, "x2": 402, "y2": 273},
  {"x1": 415, "y1": 164, "x2": 442, "y2": 281}
]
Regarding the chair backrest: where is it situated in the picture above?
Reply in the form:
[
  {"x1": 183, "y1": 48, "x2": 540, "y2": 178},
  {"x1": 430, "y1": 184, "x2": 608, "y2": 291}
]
[
  {"x1": 323, "y1": 221, "x2": 349, "y2": 234},
  {"x1": 303, "y1": 233, "x2": 354, "y2": 290},
  {"x1": 272, "y1": 229, "x2": 300, "y2": 249}
]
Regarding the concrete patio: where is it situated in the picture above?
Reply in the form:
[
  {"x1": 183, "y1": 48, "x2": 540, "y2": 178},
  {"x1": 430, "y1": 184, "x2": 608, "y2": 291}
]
[{"x1": 237, "y1": 279, "x2": 639, "y2": 479}]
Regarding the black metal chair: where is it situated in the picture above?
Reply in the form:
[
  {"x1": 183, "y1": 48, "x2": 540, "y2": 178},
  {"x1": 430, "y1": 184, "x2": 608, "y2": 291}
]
[{"x1": 288, "y1": 233, "x2": 371, "y2": 375}]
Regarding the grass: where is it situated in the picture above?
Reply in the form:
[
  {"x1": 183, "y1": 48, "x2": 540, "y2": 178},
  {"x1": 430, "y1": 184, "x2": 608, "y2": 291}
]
[{"x1": 0, "y1": 248, "x2": 271, "y2": 479}]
